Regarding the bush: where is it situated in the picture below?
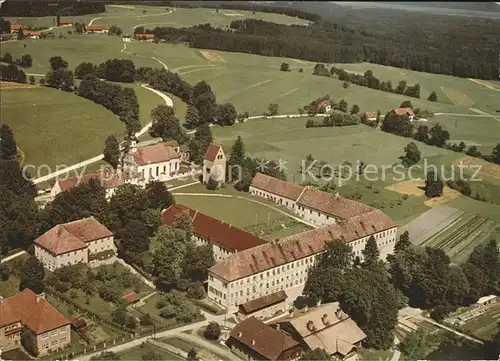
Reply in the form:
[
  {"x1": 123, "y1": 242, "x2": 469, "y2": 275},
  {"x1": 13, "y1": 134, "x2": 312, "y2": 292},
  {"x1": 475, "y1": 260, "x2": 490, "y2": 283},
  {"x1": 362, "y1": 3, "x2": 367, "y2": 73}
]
[
  {"x1": 203, "y1": 322, "x2": 221, "y2": 340},
  {"x1": 187, "y1": 282, "x2": 206, "y2": 299},
  {"x1": 206, "y1": 176, "x2": 218, "y2": 190},
  {"x1": 140, "y1": 313, "x2": 154, "y2": 326},
  {"x1": 0, "y1": 263, "x2": 9, "y2": 281},
  {"x1": 156, "y1": 298, "x2": 167, "y2": 309},
  {"x1": 176, "y1": 278, "x2": 190, "y2": 291}
]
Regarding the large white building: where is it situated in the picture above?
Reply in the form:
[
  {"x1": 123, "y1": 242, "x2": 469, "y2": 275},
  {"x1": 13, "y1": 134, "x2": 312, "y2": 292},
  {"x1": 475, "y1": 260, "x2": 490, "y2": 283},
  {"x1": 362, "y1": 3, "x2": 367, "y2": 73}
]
[
  {"x1": 161, "y1": 204, "x2": 265, "y2": 261},
  {"x1": 34, "y1": 217, "x2": 116, "y2": 271},
  {"x1": 208, "y1": 173, "x2": 397, "y2": 313}
]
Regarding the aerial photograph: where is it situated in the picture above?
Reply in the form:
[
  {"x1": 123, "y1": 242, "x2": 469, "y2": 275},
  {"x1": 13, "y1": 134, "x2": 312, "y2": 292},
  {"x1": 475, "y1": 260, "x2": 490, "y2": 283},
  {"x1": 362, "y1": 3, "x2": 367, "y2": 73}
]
[{"x1": 0, "y1": 0, "x2": 499, "y2": 360}]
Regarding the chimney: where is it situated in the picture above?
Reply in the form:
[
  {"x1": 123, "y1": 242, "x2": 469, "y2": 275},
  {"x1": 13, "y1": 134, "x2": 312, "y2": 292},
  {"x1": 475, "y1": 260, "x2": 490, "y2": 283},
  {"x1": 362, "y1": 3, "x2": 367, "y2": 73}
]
[
  {"x1": 238, "y1": 332, "x2": 242, "y2": 338},
  {"x1": 306, "y1": 320, "x2": 315, "y2": 332},
  {"x1": 36, "y1": 293, "x2": 45, "y2": 303},
  {"x1": 304, "y1": 305, "x2": 308, "y2": 312},
  {"x1": 276, "y1": 323, "x2": 280, "y2": 330},
  {"x1": 0, "y1": 296, "x2": 3, "y2": 305},
  {"x1": 321, "y1": 313, "x2": 329, "y2": 326},
  {"x1": 251, "y1": 340, "x2": 255, "y2": 346},
  {"x1": 334, "y1": 191, "x2": 339, "y2": 198}
]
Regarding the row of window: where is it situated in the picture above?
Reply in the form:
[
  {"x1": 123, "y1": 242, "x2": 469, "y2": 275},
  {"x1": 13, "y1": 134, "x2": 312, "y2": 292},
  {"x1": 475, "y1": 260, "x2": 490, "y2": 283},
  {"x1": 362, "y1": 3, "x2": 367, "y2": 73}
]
[
  {"x1": 141, "y1": 162, "x2": 179, "y2": 179},
  {"x1": 41, "y1": 328, "x2": 66, "y2": 339}
]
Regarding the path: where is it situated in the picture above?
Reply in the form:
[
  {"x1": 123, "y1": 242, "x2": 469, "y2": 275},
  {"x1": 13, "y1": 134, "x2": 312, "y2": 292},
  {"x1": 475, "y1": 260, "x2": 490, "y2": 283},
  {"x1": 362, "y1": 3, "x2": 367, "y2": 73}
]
[
  {"x1": 88, "y1": 9, "x2": 173, "y2": 26},
  {"x1": 116, "y1": 258, "x2": 155, "y2": 289},
  {"x1": 121, "y1": 42, "x2": 169, "y2": 71},
  {"x1": 0, "y1": 250, "x2": 26, "y2": 264},
  {"x1": 415, "y1": 315, "x2": 484, "y2": 345},
  {"x1": 148, "y1": 339, "x2": 188, "y2": 359},
  {"x1": 176, "y1": 333, "x2": 243, "y2": 360},
  {"x1": 32, "y1": 85, "x2": 172, "y2": 184},
  {"x1": 468, "y1": 78, "x2": 500, "y2": 92},
  {"x1": 172, "y1": 192, "x2": 317, "y2": 228}
]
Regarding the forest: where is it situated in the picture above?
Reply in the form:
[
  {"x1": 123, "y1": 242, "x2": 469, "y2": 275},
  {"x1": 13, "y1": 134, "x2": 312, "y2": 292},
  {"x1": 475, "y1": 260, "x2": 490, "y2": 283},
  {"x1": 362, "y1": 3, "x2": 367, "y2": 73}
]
[
  {"x1": 148, "y1": 7, "x2": 498, "y2": 79},
  {"x1": 0, "y1": 1, "x2": 105, "y2": 17}
]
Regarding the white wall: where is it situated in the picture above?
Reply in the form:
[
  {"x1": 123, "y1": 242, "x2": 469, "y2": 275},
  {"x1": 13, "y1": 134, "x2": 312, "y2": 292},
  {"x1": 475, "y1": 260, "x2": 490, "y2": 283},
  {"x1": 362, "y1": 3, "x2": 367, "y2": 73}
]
[
  {"x1": 138, "y1": 159, "x2": 180, "y2": 184},
  {"x1": 249, "y1": 186, "x2": 298, "y2": 212},
  {"x1": 87, "y1": 236, "x2": 116, "y2": 256},
  {"x1": 295, "y1": 205, "x2": 339, "y2": 227},
  {"x1": 193, "y1": 235, "x2": 233, "y2": 262},
  {"x1": 35, "y1": 245, "x2": 89, "y2": 271}
]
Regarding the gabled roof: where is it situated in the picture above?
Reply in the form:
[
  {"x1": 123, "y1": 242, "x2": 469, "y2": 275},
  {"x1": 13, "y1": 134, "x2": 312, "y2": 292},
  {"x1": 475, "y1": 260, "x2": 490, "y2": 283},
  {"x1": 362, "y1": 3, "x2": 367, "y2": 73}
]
[
  {"x1": 162, "y1": 204, "x2": 265, "y2": 252},
  {"x1": 364, "y1": 111, "x2": 378, "y2": 118},
  {"x1": 135, "y1": 33, "x2": 154, "y2": 39},
  {"x1": 317, "y1": 100, "x2": 331, "y2": 108},
  {"x1": 122, "y1": 292, "x2": 139, "y2": 304},
  {"x1": 229, "y1": 317, "x2": 300, "y2": 361},
  {"x1": 59, "y1": 19, "x2": 73, "y2": 25},
  {"x1": 84, "y1": 25, "x2": 109, "y2": 31},
  {"x1": 297, "y1": 187, "x2": 375, "y2": 219},
  {"x1": 392, "y1": 107, "x2": 414, "y2": 116},
  {"x1": 204, "y1": 143, "x2": 223, "y2": 162},
  {"x1": 35, "y1": 217, "x2": 113, "y2": 256},
  {"x1": 55, "y1": 171, "x2": 126, "y2": 192},
  {"x1": 239, "y1": 291, "x2": 287, "y2": 315},
  {"x1": 133, "y1": 142, "x2": 180, "y2": 165},
  {"x1": 209, "y1": 209, "x2": 396, "y2": 282},
  {"x1": 0, "y1": 289, "x2": 70, "y2": 334},
  {"x1": 10, "y1": 24, "x2": 27, "y2": 30},
  {"x1": 23, "y1": 30, "x2": 41, "y2": 36},
  {"x1": 286, "y1": 303, "x2": 366, "y2": 356},
  {"x1": 250, "y1": 173, "x2": 305, "y2": 201}
]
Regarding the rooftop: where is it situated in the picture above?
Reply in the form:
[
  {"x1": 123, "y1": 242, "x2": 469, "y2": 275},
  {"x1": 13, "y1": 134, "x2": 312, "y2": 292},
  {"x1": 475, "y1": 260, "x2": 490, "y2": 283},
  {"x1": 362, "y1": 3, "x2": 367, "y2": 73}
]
[
  {"x1": 204, "y1": 143, "x2": 222, "y2": 162},
  {"x1": 0, "y1": 289, "x2": 70, "y2": 334},
  {"x1": 209, "y1": 209, "x2": 396, "y2": 282},
  {"x1": 229, "y1": 317, "x2": 300, "y2": 361},
  {"x1": 162, "y1": 204, "x2": 266, "y2": 252},
  {"x1": 392, "y1": 107, "x2": 415, "y2": 116},
  {"x1": 239, "y1": 291, "x2": 287, "y2": 315},
  {"x1": 35, "y1": 217, "x2": 113, "y2": 255},
  {"x1": 133, "y1": 142, "x2": 180, "y2": 165},
  {"x1": 250, "y1": 173, "x2": 305, "y2": 201}
]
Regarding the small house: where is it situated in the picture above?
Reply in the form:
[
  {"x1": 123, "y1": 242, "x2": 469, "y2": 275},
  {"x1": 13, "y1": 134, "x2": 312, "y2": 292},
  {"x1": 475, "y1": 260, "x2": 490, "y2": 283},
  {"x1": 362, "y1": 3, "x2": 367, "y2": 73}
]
[
  {"x1": 135, "y1": 33, "x2": 154, "y2": 41},
  {"x1": 364, "y1": 111, "x2": 378, "y2": 122},
  {"x1": 23, "y1": 30, "x2": 41, "y2": 39},
  {"x1": 122, "y1": 35, "x2": 132, "y2": 42},
  {"x1": 476, "y1": 295, "x2": 497, "y2": 307},
  {"x1": 59, "y1": 19, "x2": 73, "y2": 27},
  {"x1": 122, "y1": 292, "x2": 140, "y2": 305},
  {"x1": 390, "y1": 107, "x2": 415, "y2": 121},
  {"x1": 10, "y1": 24, "x2": 27, "y2": 33},
  {"x1": 70, "y1": 318, "x2": 87, "y2": 331},
  {"x1": 84, "y1": 25, "x2": 109, "y2": 34},
  {"x1": 317, "y1": 100, "x2": 332, "y2": 113}
]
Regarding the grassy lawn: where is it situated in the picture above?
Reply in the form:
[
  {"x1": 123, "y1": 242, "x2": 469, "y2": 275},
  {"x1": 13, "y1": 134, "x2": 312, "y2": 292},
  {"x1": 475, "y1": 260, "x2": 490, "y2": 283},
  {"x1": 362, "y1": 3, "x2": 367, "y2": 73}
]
[
  {"x1": 0, "y1": 274, "x2": 20, "y2": 297},
  {"x1": 0, "y1": 86, "x2": 123, "y2": 169},
  {"x1": 458, "y1": 304, "x2": 500, "y2": 341},
  {"x1": 118, "y1": 342, "x2": 184, "y2": 361},
  {"x1": 359, "y1": 347, "x2": 393, "y2": 361},
  {"x1": 447, "y1": 196, "x2": 500, "y2": 222},
  {"x1": 135, "y1": 293, "x2": 180, "y2": 327}
]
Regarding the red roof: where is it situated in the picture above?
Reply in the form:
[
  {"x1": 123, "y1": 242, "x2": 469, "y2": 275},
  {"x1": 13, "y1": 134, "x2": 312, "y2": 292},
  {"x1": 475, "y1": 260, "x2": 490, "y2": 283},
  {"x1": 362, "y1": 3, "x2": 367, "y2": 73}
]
[
  {"x1": 251, "y1": 173, "x2": 305, "y2": 201},
  {"x1": 122, "y1": 292, "x2": 139, "y2": 304},
  {"x1": 59, "y1": 19, "x2": 73, "y2": 25},
  {"x1": 135, "y1": 33, "x2": 154, "y2": 39},
  {"x1": 23, "y1": 30, "x2": 41, "y2": 37},
  {"x1": 84, "y1": 25, "x2": 109, "y2": 31},
  {"x1": 229, "y1": 317, "x2": 301, "y2": 361},
  {"x1": 0, "y1": 289, "x2": 70, "y2": 334},
  {"x1": 392, "y1": 107, "x2": 415, "y2": 116},
  {"x1": 133, "y1": 142, "x2": 180, "y2": 165},
  {"x1": 55, "y1": 171, "x2": 126, "y2": 192},
  {"x1": 35, "y1": 217, "x2": 113, "y2": 256},
  {"x1": 162, "y1": 204, "x2": 266, "y2": 252},
  {"x1": 317, "y1": 100, "x2": 331, "y2": 109},
  {"x1": 364, "y1": 111, "x2": 378, "y2": 118},
  {"x1": 10, "y1": 24, "x2": 27, "y2": 30},
  {"x1": 204, "y1": 144, "x2": 222, "y2": 162}
]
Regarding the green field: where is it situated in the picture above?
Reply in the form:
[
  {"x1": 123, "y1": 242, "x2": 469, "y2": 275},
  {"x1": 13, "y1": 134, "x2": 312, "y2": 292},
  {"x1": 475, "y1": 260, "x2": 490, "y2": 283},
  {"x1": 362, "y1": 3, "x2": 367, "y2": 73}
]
[
  {"x1": 422, "y1": 212, "x2": 500, "y2": 263},
  {"x1": 6, "y1": 5, "x2": 309, "y2": 32},
  {"x1": 458, "y1": 303, "x2": 500, "y2": 341}
]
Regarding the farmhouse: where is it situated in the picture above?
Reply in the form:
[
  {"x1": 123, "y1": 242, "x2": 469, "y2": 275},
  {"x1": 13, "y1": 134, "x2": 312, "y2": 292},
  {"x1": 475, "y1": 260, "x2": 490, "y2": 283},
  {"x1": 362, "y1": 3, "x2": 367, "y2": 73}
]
[
  {"x1": 207, "y1": 208, "x2": 397, "y2": 312},
  {"x1": 59, "y1": 19, "x2": 73, "y2": 26},
  {"x1": 34, "y1": 217, "x2": 116, "y2": 271},
  {"x1": 203, "y1": 143, "x2": 226, "y2": 184},
  {"x1": 162, "y1": 204, "x2": 266, "y2": 261},
  {"x1": 135, "y1": 33, "x2": 154, "y2": 41},
  {"x1": 275, "y1": 302, "x2": 366, "y2": 361},
  {"x1": 122, "y1": 35, "x2": 132, "y2": 42},
  {"x1": 317, "y1": 100, "x2": 332, "y2": 113},
  {"x1": 23, "y1": 30, "x2": 41, "y2": 39},
  {"x1": 250, "y1": 173, "x2": 376, "y2": 227},
  {"x1": 390, "y1": 107, "x2": 415, "y2": 121},
  {"x1": 121, "y1": 138, "x2": 183, "y2": 184},
  {"x1": 363, "y1": 111, "x2": 378, "y2": 122},
  {"x1": 0, "y1": 289, "x2": 71, "y2": 356},
  {"x1": 227, "y1": 317, "x2": 303, "y2": 361},
  {"x1": 10, "y1": 24, "x2": 27, "y2": 33},
  {"x1": 50, "y1": 170, "x2": 126, "y2": 200},
  {"x1": 84, "y1": 25, "x2": 109, "y2": 34}
]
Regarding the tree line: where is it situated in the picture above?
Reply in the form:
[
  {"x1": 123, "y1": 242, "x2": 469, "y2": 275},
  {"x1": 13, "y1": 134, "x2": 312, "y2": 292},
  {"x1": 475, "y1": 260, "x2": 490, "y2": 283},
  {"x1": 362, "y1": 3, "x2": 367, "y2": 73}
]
[
  {"x1": 0, "y1": 1, "x2": 105, "y2": 16},
  {"x1": 145, "y1": 17, "x2": 498, "y2": 80},
  {"x1": 75, "y1": 59, "x2": 135, "y2": 83}
]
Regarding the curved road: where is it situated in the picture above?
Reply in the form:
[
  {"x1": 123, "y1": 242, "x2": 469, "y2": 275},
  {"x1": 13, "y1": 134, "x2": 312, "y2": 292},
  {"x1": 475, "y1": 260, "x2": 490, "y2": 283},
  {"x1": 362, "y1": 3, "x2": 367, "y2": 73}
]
[{"x1": 88, "y1": 9, "x2": 173, "y2": 26}]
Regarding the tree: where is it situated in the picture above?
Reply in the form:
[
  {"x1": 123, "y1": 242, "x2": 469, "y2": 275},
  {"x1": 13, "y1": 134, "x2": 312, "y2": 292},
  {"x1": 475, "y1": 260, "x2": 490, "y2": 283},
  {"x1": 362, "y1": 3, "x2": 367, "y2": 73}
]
[
  {"x1": 109, "y1": 25, "x2": 123, "y2": 36},
  {"x1": 491, "y1": 143, "x2": 500, "y2": 165},
  {"x1": 395, "y1": 231, "x2": 411, "y2": 254},
  {"x1": 428, "y1": 124, "x2": 450, "y2": 148},
  {"x1": 29, "y1": 75, "x2": 35, "y2": 85},
  {"x1": 185, "y1": 104, "x2": 203, "y2": 128},
  {"x1": 20, "y1": 54, "x2": 32, "y2": 68},
  {"x1": 424, "y1": 170, "x2": 443, "y2": 198},
  {"x1": 215, "y1": 103, "x2": 237, "y2": 125},
  {"x1": 103, "y1": 135, "x2": 120, "y2": 169},
  {"x1": 350, "y1": 104, "x2": 360, "y2": 115},
  {"x1": 39, "y1": 77, "x2": 45, "y2": 85},
  {"x1": 145, "y1": 180, "x2": 175, "y2": 210},
  {"x1": 21, "y1": 328, "x2": 38, "y2": 356},
  {"x1": 187, "y1": 281, "x2": 206, "y2": 299},
  {"x1": 400, "y1": 142, "x2": 421, "y2": 167},
  {"x1": 0, "y1": 263, "x2": 9, "y2": 281},
  {"x1": 192, "y1": 81, "x2": 216, "y2": 122},
  {"x1": 337, "y1": 99, "x2": 348, "y2": 113},
  {"x1": 19, "y1": 256, "x2": 45, "y2": 294},
  {"x1": 2, "y1": 52, "x2": 13, "y2": 63},
  {"x1": 267, "y1": 103, "x2": 278, "y2": 116},
  {"x1": 343, "y1": 81, "x2": 349, "y2": 88},
  {"x1": 427, "y1": 91, "x2": 438, "y2": 102},
  {"x1": 45, "y1": 68, "x2": 74, "y2": 91},
  {"x1": 399, "y1": 329, "x2": 436, "y2": 361},
  {"x1": 189, "y1": 123, "x2": 213, "y2": 164},
  {"x1": 49, "y1": 56, "x2": 68, "y2": 70},
  {"x1": 280, "y1": 62, "x2": 290, "y2": 71},
  {"x1": 228, "y1": 136, "x2": 245, "y2": 181},
  {"x1": 183, "y1": 245, "x2": 214, "y2": 282},
  {"x1": 75, "y1": 62, "x2": 96, "y2": 78},
  {"x1": 17, "y1": 28, "x2": 25, "y2": 40},
  {"x1": 149, "y1": 105, "x2": 188, "y2": 144},
  {"x1": 204, "y1": 322, "x2": 221, "y2": 340},
  {"x1": 74, "y1": 22, "x2": 84, "y2": 34},
  {"x1": 362, "y1": 235, "x2": 380, "y2": 267},
  {"x1": 299, "y1": 68, "x2": 303, "y2": 73},
  {"x1": 382, "y1": 113, "x2": 414, "y2": 137},
  {"x1": 466, "y1": 145, "x2": 482, "y2": 158},
  {"x1": 0, "y1": 124, "x2": 17, "y2": 160},
  {"x1": 299, "y1": 348, "x2": 331, "y2": 360},
  {"x1": 187, "y1": 348, "x2": 198, "y2": 361},
  {"x1": 413, "y1": 125, "x2": 429, "y2": 143},
  {"x1": 206, "y1": 176, "x2": 219, "y2": 190}
]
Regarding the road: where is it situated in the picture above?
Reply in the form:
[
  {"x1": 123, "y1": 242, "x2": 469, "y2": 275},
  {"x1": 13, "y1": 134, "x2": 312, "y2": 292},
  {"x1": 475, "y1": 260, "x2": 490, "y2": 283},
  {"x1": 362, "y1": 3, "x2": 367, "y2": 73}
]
[
  {"x1": 88, "y1": 9, "x2": 173, "y2": 27},
  {"x1": 0, "y1": 250, "x2": 26, "y2": 263},
  {"x1": 176, "y1": 333, "x2": 242, "y2": 360},
  {"x1": 415, "y1": 315, "x2": 484, "y2": 345},
  {"x1": 172, "y1": 192, "x2": 317, "y2": 228}
]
